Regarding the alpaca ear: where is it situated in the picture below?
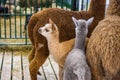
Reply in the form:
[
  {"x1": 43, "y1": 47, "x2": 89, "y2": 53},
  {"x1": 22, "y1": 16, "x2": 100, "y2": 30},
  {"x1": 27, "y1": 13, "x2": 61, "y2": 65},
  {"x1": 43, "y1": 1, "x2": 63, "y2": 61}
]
[
  {"x1": 72, "y1": 17, "x2": 78, "y2": 27},
  {"x1": 49, "y1": 19, "x2": 58, "y2": 31},
  {"x1": 52, "y1": 24, "x2": 56, "y2": 31},
  {"x1": 52, "y1": 24, "x2": 58, "y2": 31},
  {"x1": 49, "y1": 18, "x2": 54, "y2": 24},
  {"x1": 86, "y1": 17, "x2": 94, "y2": 27}
]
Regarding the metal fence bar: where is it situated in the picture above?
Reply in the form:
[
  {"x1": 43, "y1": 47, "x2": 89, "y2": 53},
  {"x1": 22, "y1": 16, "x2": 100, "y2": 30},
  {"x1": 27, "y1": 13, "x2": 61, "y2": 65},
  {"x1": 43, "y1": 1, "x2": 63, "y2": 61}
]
[
  {"x1": 20, "y1": 7, "x2": 22, "y2": 38},
  {"x1": 4, "y1": 17, "x2": 6, "y2": 38},
  {"x1": 9, "y1": 14, "x2": 12, "y2": 38},
  {"x1": 71, "y1": 0, "x2": 77, "y2": 11},
  {"x1": 86, "y1": 0, "x2": 89, "y2": 11},
  {"x1": 0, "y1": 19, "x2": 2, "y2": 38},
  {"x1": 0, "y1": 0, "x2": 90, "y2": 46},
  {"x1": 81, "y1": 0, "x2": 84, "y2": 10},
  {"x1": 14, "y1": 6, "x2": 17, "y2": 38}
]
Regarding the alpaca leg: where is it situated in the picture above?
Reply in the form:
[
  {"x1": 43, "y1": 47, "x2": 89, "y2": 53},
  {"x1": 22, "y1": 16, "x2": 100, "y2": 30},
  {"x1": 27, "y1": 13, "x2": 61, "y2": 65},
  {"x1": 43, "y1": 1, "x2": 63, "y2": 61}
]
[
  {"x1": 86, "y1": 51, "x2": 104, "y2": 80},
  {"x1": 112, "y1": 70, "x2": 120, "y2": 80},
  {"x1": 88, "y1": 58, "x2": 105, "y2": 80},
  {"x1": 102, "y1": 58, "x2": 120, "y2": 80},
  {"x1": 59, "y1": 66, "x2": 64, "y2": 80},
  {"x1": 28, "y1": 47, "x2": 41, "y2": 75},
  {"x1": 29, "y1": 49, "x2": 49, "y2": 80},
  {"x1": 28, "y1": 47, "x2": 35, "y2": 63}
]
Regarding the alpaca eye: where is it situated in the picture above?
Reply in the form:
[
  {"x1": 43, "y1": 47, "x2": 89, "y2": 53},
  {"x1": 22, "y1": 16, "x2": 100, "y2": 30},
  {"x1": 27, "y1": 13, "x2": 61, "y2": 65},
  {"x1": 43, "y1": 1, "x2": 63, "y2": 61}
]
[
  {"x1": 81, "y1": 25, "x2": 85, "y2": 29},
  {"x1": 45, "y1": 29, "x2": 49, "y2": 32}
]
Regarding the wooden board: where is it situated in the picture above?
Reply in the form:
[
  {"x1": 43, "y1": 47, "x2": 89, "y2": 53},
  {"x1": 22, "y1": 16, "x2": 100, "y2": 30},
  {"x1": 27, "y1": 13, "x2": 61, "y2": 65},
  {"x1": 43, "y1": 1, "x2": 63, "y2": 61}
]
[
  {"x1": 0, "y1": 51, "x2": 59, "y2": 80},
  {"x1": 12, "y1": 51, "x2": 22, "y2": 80},
  {"x1": 22, "y1": 55, "x2": 31, "y2": 80},
  {"x1": 1, "y1": 51, "x2": 12, "y2": 80},
  {"x1": 0, "y1": 52, "x2": 4, "y2": 79}
]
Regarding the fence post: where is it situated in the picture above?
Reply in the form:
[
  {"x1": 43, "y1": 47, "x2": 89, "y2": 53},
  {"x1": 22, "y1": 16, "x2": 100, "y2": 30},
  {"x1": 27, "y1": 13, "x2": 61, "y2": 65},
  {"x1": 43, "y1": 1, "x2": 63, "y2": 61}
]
[
  {"x1": 81, "y1": 0, "x2": 84, "y2": 10},
  {"x1": 71, "y1": 0, "x2": 76, "y2": 11}
]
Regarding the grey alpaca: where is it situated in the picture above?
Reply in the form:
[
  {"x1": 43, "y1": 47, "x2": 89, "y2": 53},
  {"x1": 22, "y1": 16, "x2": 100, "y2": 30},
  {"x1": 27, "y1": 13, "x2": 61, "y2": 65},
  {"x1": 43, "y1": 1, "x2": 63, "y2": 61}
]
[{"x1": 63, "y1": 17, "x2": 94, "y2": 80}]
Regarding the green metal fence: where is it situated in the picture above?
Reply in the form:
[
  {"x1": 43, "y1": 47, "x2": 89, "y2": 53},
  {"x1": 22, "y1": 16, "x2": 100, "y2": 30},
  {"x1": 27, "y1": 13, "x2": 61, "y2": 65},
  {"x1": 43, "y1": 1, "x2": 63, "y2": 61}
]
[{"x1": 0, "y1": 0, "x2": 89, "y2": 46}]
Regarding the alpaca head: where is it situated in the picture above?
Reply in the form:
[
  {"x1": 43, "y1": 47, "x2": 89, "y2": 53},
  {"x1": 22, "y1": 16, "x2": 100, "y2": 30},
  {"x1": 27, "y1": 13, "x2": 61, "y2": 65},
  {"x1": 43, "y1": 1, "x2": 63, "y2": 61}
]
[
  {"x1": 72, "y1": 17, "x2": 94, "y2": 35},
  {"x1": 38, "y1": 19, "x2": 58, "y2": 38}
]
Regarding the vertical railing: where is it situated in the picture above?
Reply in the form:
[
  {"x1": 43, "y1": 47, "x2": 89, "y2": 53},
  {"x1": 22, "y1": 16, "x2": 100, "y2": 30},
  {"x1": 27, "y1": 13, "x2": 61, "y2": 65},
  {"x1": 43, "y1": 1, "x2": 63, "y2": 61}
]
[
  {"x1": 0, "y1": 0, "x2": 90, "y2": 46},
  {"x1": 71, "y1": 0, "x2": 77, "y2": 11},
  {"x1": 81, "y1": 0, "x2": 84, "y2": 10},
  {"x1": 86, "y1": 0, "x2": 89, "y2": 11},
  {"x1": 0, "y1": 18, "x2": 1, "y2": 38}
]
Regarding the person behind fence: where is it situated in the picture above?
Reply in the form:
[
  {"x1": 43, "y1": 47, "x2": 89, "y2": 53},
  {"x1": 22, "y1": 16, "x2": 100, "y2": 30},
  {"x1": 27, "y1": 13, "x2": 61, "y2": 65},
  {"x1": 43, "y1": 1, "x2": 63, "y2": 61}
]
[
  {"x1": 5, "y1": 0, "x2": 15, "y2": 14},
  {"x1": 0, "y1": 5, "x2": 8, "y2": 13}
]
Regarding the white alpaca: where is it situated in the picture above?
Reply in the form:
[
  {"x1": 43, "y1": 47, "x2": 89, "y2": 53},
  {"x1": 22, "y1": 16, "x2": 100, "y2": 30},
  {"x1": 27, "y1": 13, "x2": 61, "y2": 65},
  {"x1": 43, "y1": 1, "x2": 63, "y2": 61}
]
[
  {"x1": 38, "y1": 19, "x2": 75, "y2": 80},
  {"x1": 63, "y1": 17, "x2": 94, "y2": 80}
]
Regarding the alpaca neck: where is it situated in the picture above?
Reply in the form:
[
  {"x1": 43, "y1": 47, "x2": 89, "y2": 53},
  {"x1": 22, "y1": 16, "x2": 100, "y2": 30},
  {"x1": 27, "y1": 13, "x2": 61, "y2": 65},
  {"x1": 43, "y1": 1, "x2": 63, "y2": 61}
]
[
  {"x1": 46, "y1": 32, "x2": 75, "y2": 66},
  {"x1": 88, "y1": 0, "x2": 106, "y2": 17},
  {"x1": 87, "y1": 0, "x2": 106, "y2": 37},
  {"x1": 47, "y1": 32, "x2": 74, "y2": 53},
  {"x1": 46, "y1": 33, "x2": 61, "y2": 60},
  {"x1": 106, "y1": 0, "x2": 120, "y2": 16},
  {"x1": 74, "y1": 31, "x2": 86, "y2": 50},
  {"x1": 47, "y1": 33, "x2": 60, "y2": 47}
]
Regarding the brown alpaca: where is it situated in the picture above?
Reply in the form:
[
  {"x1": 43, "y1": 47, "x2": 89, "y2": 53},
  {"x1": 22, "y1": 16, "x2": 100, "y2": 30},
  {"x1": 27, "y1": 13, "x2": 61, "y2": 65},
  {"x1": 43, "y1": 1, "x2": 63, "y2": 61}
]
[
  {"x1": 38, "y1": 19, "x2": 75, "y2": 80},
  {"x1": 28, "y1": 0, "x2": 106, "y2": 80},
  {"x1": 86, "y1": 0, "x2": 120, "y2": 80}
]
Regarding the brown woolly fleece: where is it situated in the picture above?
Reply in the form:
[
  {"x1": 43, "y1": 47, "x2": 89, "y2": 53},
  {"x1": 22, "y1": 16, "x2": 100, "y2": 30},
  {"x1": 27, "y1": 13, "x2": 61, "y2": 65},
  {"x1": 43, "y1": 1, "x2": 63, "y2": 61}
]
[
  {"x1": 27, "y1": 0, "x2": 106, "y2": 80},
  {"x1": 87, "y1": 0, "x2": 120, "y2": 80}
]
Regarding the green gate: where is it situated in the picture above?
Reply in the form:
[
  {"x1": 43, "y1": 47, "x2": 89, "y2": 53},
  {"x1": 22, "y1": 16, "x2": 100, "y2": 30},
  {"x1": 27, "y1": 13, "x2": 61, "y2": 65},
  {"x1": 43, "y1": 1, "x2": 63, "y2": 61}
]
[{"x1": 0, "y1": 0, "x2": 89, "y2": 46}]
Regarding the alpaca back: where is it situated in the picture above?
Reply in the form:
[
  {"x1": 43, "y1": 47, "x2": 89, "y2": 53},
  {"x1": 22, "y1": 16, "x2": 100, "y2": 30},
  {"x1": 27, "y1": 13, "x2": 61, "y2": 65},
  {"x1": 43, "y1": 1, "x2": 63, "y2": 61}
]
[{"x1": 64, "y1": 49, "x2": 91, "y2": 80}]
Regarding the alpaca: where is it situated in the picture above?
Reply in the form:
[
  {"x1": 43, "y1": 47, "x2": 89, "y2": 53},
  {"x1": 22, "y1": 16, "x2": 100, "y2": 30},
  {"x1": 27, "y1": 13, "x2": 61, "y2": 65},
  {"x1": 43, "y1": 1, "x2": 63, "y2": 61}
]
[
  {"x1": 38, "y1": 19, "x2": 75, "y2": 80},
  {"x1": 63, "y1": 17, "x2": 93, "y2": 80},
  {"x1": 86, "y1": 0, "x2": 120, "y2": 80},
  {"x1": 27, "y1": 0, "x2": 106, "y2": 80}
]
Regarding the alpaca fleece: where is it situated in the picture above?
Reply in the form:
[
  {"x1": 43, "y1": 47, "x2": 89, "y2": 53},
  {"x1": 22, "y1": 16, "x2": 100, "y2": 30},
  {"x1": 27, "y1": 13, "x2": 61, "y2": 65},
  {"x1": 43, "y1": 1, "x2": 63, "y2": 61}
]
[
  {"x1": 63, "y1": 17, "x2": 93, "y2": 80},
  {"x1": 86, "y1": 0, "x2": 120, "y2": 80},
  {"x1": 27, "y1": 0, "x2": 106, "y2": 80},
  {"x1": 38, "y1": 20, "x2": 75, "y2": 80}
]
